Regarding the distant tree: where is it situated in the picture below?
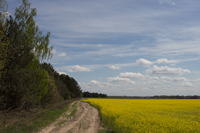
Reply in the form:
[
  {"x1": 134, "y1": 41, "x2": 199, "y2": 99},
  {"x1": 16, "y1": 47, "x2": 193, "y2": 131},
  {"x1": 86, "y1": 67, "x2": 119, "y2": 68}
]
[
  {"x1": 83, "y1": 91, "x2": 107, "y2": 98},
  {"x1": 59, "y1": 74, "x2": 82, "y2": 98},
  {"x1": 41, "y1": 62, "x2": 70, "y2": 100},
  {"x1": 41, "y1": 62, "x2": 55, "y2": 77},
  {"x1": 189, "y1": 95, "x2": 199, "y2": 99}
]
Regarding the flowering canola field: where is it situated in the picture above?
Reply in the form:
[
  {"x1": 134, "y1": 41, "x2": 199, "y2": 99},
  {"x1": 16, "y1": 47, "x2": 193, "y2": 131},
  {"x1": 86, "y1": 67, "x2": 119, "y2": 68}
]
[{"x1": 83, "y1": 99, "x2": 200, "y2": 133}]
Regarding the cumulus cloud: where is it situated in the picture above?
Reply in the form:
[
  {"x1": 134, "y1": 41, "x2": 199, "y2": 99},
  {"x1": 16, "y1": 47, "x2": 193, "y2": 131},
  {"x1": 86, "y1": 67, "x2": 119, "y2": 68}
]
[
  {"x1": 52, "y1": 49, "x2": 57, "y2": 54},
  {"x1": 67, "y1": 65, "x2": 92, "y2": 72},
  {"x1": 88, "y1": 80, "x2": 117, "y2": 88},
  {"x1": 58, "y1": 71, "x2": 68, "y2": 75},
  {"x1": 137, "y1": 58, "x2": 179, "y2": 67},
  {"x1": 119, "y1": 72, "x2": 143, "y2": 78},
  {"x1": 194, "y1": 79, "x2": 200, "y2": 82},
  {"x1": 181, "y1": 82, "x2": 193, "y2": 87},
  {"x1": 136, "y1": 58, "x2": 152, "y2": 67},
  {"x1": 145, "y1": 65, "x2": 190, "y2": 75},
  {"x1": 119, "y1": 72, "x2": 159, "y2": 80},
  {"x1": 58, "y1": 52, "x2": 66, "y2": 56},
  {"x1": 107, "y1": 77, "x2": 135, "y2": 84},
  {"x1": 158, "y1": 0, "x2": 175, "y2": 5},
  {"x1": 89, "y1": 80, "x2": 103, "y2": 87},
  {"x1": 155, "y1": 59, "x2": 179, "y2": 64},
  {"x1": 109, "y1": 66, "x2": 121, "y2": 70},
  {"x1": 160, "y1": 76, "x2": 189, "y2": 82}
]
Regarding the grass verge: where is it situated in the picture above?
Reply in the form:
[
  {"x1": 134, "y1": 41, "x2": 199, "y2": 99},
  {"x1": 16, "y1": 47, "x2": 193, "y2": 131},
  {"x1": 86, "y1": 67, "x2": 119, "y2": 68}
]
[{"x1": 0, "y1": 98, "x2": 80, "y2": 133}]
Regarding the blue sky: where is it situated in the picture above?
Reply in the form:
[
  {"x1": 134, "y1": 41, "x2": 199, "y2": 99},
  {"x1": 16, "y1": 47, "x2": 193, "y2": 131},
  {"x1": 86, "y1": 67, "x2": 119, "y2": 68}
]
[{"x1": 7, "y1": 0, "x2": 200, "y2": 96}]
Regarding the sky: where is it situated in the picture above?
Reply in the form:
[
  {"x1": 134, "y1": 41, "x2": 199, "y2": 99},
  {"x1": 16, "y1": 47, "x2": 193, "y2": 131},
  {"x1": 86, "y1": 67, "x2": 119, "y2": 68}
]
[{"x1": 7, "y1": 0, "x2": 200, "y2": 96}]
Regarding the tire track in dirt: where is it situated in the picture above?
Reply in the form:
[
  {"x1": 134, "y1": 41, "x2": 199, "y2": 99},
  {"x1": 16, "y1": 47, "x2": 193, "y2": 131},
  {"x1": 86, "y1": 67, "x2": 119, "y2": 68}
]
[{"x1": 38, "y1": 100, "x2": 102, "y2": 133}]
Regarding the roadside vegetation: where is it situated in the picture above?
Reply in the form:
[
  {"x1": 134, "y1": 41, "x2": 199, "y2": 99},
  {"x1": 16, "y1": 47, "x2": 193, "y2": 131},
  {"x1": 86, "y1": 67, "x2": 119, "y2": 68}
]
[{"x1": 0, "y1": 99, "x2": 80, "y2": 133}]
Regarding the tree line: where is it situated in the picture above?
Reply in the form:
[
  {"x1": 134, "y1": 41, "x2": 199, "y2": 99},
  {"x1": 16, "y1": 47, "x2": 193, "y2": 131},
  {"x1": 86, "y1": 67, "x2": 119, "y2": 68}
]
[
  {"x1": 83, "y1": 91, "x2": 107, "y2": 98},
  {"x1": 108, "y1": 95, "x2": 200, "y2": 99},
  {"x1": 0, "y1": 0, "x2": 82, "y2": 111}
]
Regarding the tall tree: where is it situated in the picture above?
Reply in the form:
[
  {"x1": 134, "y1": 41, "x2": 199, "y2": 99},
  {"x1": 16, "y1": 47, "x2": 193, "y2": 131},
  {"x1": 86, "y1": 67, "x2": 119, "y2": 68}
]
[
  {"x1": 0, "y1": 16, "x2": 49, "y2": 110},
  {"x1": 0, "y1": 0, "x2": 8, "y2": 23},
  {"x1": 0, "y1": 0, "x2": 53, "y2": 110},
  {"x1": 14, "y1": 0, "x2": 53, "y2": 62},
  {"x1": 0, "y1": 0, "x2": 9, "y2": 77}
]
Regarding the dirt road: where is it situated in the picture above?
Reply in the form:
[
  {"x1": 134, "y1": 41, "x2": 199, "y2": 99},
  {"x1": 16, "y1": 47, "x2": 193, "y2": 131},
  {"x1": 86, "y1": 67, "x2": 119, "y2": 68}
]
[{"x1": 38, "y1": 100, "x2": 103, "y2": 133}]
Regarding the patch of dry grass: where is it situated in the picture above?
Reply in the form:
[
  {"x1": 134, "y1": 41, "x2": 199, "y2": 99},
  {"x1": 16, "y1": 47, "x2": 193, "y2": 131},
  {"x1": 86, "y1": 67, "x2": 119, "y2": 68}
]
[{"x1": 0, "y1": 98, "x2": 80, "y2": 133}]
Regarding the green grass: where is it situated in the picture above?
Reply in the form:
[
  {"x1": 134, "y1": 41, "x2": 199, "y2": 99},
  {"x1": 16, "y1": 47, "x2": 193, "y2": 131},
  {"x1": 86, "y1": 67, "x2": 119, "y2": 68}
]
[
  {"x1": 0, "y1": 99, "x2": 79, "y2": 133},
  {"x1": 69, "y1": 101, "x2": 78, "y2": 117},
  {"x1": 0, "y1": 109, "x2": 66, "y2": 133},
  {"x1": 69, "y1": 108, "x2": 77, "y2": 117}
]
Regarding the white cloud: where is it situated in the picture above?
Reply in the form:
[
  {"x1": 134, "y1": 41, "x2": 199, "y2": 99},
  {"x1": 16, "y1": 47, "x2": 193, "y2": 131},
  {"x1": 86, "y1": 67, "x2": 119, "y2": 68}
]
[
  {"x1": 52, "y1": 49, "x2": 57, "y2": 54},
  {"x1": 89, "y1": 80, "x2": 103, "y2": 87},
  {"x1": 137, "y1": 58, "x2": 179, "y2": 67},
  {"x1": 119, "y1": 72, "x2": 143, "y2": 78},
  {"x1": 145, "y1": 65, "x2": 191, "y2": 75},
  {"x1": 155, "y1": 59, "x2": 179, "y2": 64},
  {"x1": 194, "y1": 79, "x2": 200, "y2": 85},
  {"x1": 107, "y1": 77, "x2": 135, "y2": 84},
  {"x1": 67, "y1": 65, "x2": 92, "y2": 72},
  {"x1": 58, "y1": 52, "x2": 66, "y2": 56},
  {"x1": 160, "y1": 76, "x2": 189, "y2": 82},
  {"x1": 181, "y1": 82, "x2": 193, "y2": 87},
  {"x1": 58, "y1": 72, "x2": 68, "y2": 75},
  {"x1": 136, "y1": 58, "x2": 153, "y2": 67},
  {"x1": 87, "y1": 80, "x2": 117, "y2": 88},
  {"x1": 54, "y1": 62, "x2": 137, "y2": 73},
  {"x1": 109, "y1": 66, "x2": 121, "y2": 70},
  {"x1": 158, "y1": 0, "x2": 176, "y2": 5},
  {"x1": 119, "y1": 72, "x2": 159, "y2": 80},
  {"x1": 194, "y1": 79, "x2": 200, "y2": 82}
]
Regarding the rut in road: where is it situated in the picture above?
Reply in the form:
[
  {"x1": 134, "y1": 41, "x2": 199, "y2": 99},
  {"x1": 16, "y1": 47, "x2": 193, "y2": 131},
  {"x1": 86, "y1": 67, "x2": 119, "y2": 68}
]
[{"x1": 38, "y1": 100, "x2": 103, "y2": 133}]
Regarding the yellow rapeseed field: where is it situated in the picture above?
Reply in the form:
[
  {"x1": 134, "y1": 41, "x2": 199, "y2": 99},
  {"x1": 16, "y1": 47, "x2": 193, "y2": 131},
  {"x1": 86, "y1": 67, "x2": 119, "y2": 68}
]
[{"x1": 83, "y1": 99, "x2": 200, "y2": 133}]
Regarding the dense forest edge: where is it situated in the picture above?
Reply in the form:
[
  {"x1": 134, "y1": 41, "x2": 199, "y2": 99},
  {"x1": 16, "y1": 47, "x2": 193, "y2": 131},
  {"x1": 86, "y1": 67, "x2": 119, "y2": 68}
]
[
  {"x1": 0, "y1": 0, "x2": 84, "y2": 112},
  {"x1": 0, "y1": 0, "x2": 85, "y2": 132}
]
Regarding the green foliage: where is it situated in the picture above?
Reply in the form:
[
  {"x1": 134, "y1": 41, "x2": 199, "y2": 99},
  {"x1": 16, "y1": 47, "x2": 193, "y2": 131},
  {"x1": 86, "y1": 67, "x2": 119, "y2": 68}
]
[
  {"x1": 0, "y1": 0, "x2": 9, "y2": 78},
  {"x1": 0, "y1": 0, "x2": 82, "y2": 111},
  {"x1": 0, "y1": 0, "x2": 51, "y2": 109},
  {"x1": 27, "y1": 60, "x2": 50, "y2": 102},
  {"x1": 14, "y1": 0, "x2": 53, "y2": 62},
  {"x1": 59, "y1": 74, "x2": 82, "y2": 98},
  {"x1": 41, "y1": 71, "x2": 63, "y2": 105},
  {"x1": 0, "y1": 27, "x2": 9, "y2": 78},
  {"x1": 55, "y1": 78, "x2": 70, "y2": 100},
  {"x1": 0, "y1": 0, "x2": 8, "y2": 24},
  {"x1": 41, "y1": 63, "x2": 71, "y2": 100}
]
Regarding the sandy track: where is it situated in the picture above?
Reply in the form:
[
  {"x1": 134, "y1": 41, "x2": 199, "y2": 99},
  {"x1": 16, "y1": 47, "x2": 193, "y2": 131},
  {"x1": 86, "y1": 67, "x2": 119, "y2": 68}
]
[{"x1": 38, "y1": 100, "x2": 101, "y2": 133}]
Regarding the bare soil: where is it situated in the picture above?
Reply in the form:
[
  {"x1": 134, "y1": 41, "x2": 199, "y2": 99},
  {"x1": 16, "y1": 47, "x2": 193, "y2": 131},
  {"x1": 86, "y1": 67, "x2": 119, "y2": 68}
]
[{"x1": 38, "y1": 100, "x2": 103, "y2": 133}]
